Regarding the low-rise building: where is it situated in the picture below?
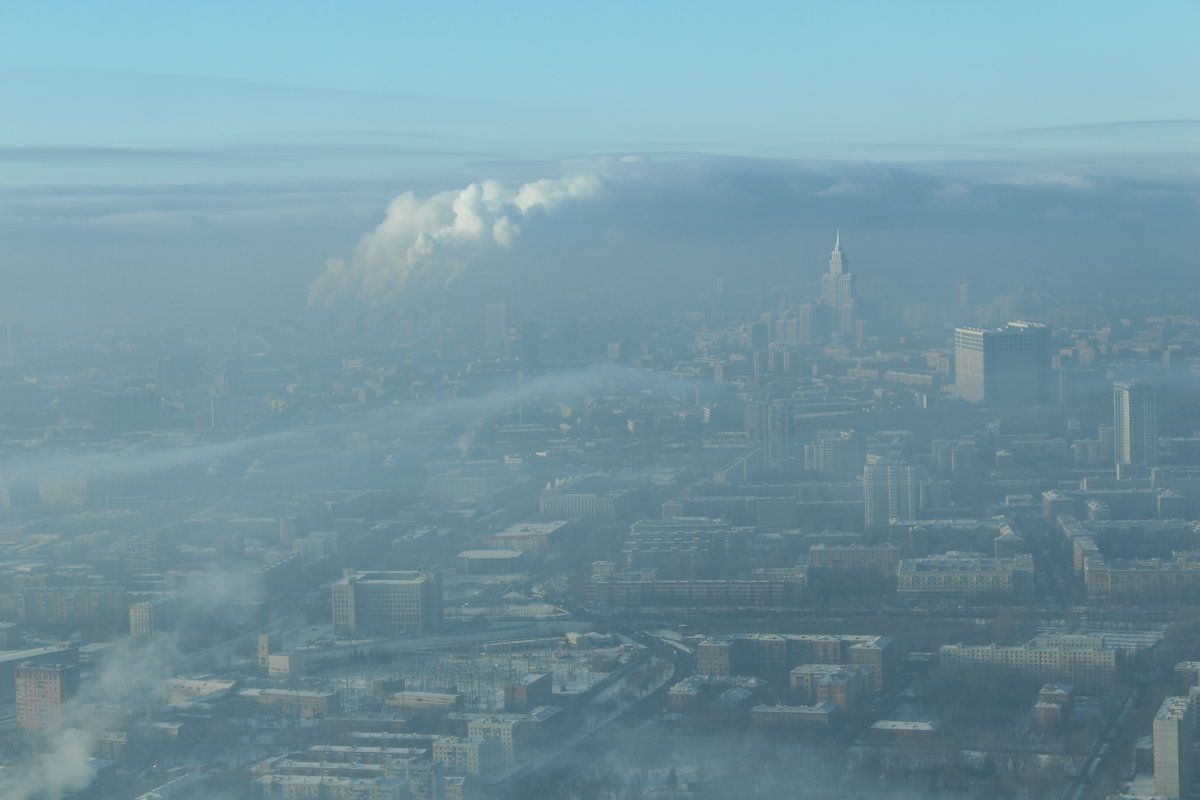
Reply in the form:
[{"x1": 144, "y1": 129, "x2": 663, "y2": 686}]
[
  {"x1": 457, "y1": 549, "x2": 526, "y2": 575},
  {"x1": 897, "y1": 552, "x2": 1034, "y2": 598},
  {"x1": 503, "y1": 673, "x2": 551, "y2": 712},
  {"x1": 484, "y1": 521, "x2": 574, "y2": 553},
  {"x1": 238, "y1": 688, "x2": 340, "y2": 719},
  {"x1": 432, "y1": 736, "x2": 491, "y2": 776},
  {"x1": 749, "y1": 702, "x2": 840, "y2": 732},
  {"x1": 869, "y1": 720, "x2": 939, "y2": 742},
  {"x1": 808, "y1": 543, "x2": 899, "y2": 576}
]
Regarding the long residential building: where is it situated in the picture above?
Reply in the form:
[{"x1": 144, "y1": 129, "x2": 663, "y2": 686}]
[
  {"x1": 938, "y1": 642, "x2": 1117, "y2": 689},
  {"x1": 897, "y1": 552, "x2": 1034, "y2": 598},
  {"x1": 698, "y1": 634, "x2": 896, "y2": 690},
  {"x1": 584, "y1": 575, "x2": 804, "y2": 610}
]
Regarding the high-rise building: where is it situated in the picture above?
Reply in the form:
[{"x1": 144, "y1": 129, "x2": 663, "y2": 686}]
[
  {"x1": 332, "y1": 571, "x2": 443, "y2": 636},
  {"x1": 514, "y1": 322, "x2": 542, "y2": 372},
  {"x1": 1114, "y1": 381, "x2": 1159, "y2": 467},
  {"x1": 750, "y1": 322, "x2": 769, "y2": 352},
  {"x1": 483, "y1": 302, "x2": 509, "y2": 358},
  {"x1": 746, "y1": 399, "x2": 793, "y2": 470},
  {"x1": 805, "y1": 430, "x2": 866, "y2": 480},
  {"x1": 129, "y1": 597, "x2": 178, "y2": 638},
  {"x1": 864, "y1": 462, "x2": 920, "y2": 527},
  {"x1": 1, "y1": 323, "x2": 24, "y2": 366},
  {"x1": 16, "y1": 662, "x2": 79, "y2": 734},
  {"x1": 819, "y1": 231, "x2": 856, "y2": 334},
  {"x1": 1153, "y1": 695, "x2": 1194, "y2": 799},
  {"x1": 954, "y1": 321, "x2": 1052, "y2": 405}
]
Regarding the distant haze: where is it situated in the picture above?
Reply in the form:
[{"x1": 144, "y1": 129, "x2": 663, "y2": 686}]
[{"x1": 0, "y1": 155, "x2": 1195, "y2": 332}]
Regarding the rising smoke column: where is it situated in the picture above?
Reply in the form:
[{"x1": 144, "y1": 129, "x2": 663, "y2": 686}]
[
  {"x1": 307, "y1": 173, "x2": 605, "y2": 306},
  {"x1": 3, "y1": 567, "x2": 262, "y2": 800}
]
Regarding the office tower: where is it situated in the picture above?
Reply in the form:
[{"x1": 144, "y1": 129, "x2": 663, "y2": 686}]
[
  {"x1": 819, "y1": 230, "x2": 856, "y2": 334},
  {"x1": 752, "y1": 350, "x2": 768, "y2": 385},
  {"x1": 796, "y1": 305, "x2": 815, "y2": 346},
  {"x1": 332, "y1": 571, "x2": 443, "y2": 635},
  {"x1": 483, "y1": 302, "x2": 509, "y2": 358},
  {"x1": 953, "y1": 321, "x2": 1052, "y2": 405},
  {"x1": 16, "y1": 662, "x2": 79, "y2": 734},
  {"x1": 1153, "y1": 696, "x2": 1194, "y2": 799},
  {"x1": 864, "y1": 462, "x2": 920, "y2": 527},
  {"x1": 1114, "y1": 381, "x2": 1159, "y2": 467},
  {"x1": 514, "y1": 322, "x2": 542, "y2": 371}
]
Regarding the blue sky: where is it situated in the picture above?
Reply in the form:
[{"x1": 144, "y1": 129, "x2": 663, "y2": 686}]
[
  {"x1": 0, "y1": 1, "x2": 1195, "y2": 330},
  {"x1": 2, "y1": 0, "x2": 1196, "y2": 183}
]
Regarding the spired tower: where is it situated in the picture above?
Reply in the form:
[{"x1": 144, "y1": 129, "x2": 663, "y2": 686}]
[{"x1": 819, "y1": 230, "x2": 856, "y2": 334}]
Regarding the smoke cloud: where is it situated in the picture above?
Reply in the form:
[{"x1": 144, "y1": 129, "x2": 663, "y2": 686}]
[
  {"x1": 307, "y1": 173, "x2": 604, "y2": 306},
  {"x1": 0, "y1": 364, "x2": 688, "y2": 485},
  {"x1": 2, "y1": 568, "x2": 259, "y2": 800}
]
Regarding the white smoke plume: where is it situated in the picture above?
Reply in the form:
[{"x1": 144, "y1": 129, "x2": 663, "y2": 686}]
[
  {"x1": 3, "y1": 568, "x2": 260, "y2": 800},
  {"x1": 308, "y1": 173, "x2": 605, "y2": 306},
  {"x1": 5, "y1": 636, "x2": 179, "y2": 800}
]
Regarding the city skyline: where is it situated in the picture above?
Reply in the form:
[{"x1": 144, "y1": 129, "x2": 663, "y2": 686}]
[{"x1": 0, "y1": 4, "x2": 1197, "y2": 800}]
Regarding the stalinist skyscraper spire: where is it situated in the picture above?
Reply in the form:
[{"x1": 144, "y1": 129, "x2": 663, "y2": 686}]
[
  {"x1": 820, "y1": 230, "x2": 856, "y2": 333},
  {"x1": 829, "y1": 229, "x2": 844, "y2": 273}
]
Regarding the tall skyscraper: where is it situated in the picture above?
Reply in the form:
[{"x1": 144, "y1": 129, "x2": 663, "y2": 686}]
[
  {"x1": 954, "y1": 321, "x2": 1052, "y2": 405},
  {"x1": 16, "y1": 662, "x2": 79, "y2": 734},
  {"x1": 864, "y1": 462, "x2": 920, "y2": 527},
  {"x1": 819, "y1": 230, "x2": 856, "y2": 334},
  {"x1": 1114, "y1": 380, "x2": 1159, "y2": 467}
]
